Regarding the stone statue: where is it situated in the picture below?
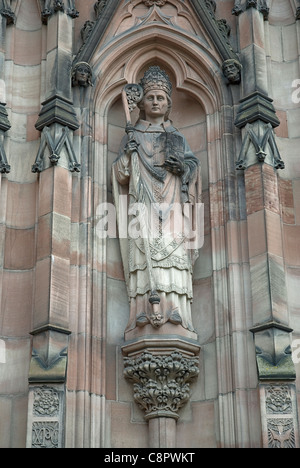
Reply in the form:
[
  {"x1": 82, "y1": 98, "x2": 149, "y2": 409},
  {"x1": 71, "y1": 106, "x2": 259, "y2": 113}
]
[
  {"x1": 112, "y1": 67, "x2": 202, "y2": 336},
  {"x1": 71, "y1": 62, "x2": 93, "y2": 88}
]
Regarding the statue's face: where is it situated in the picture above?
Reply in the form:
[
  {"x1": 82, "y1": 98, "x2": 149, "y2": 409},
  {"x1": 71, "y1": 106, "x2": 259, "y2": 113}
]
[
  {"x1": 75, "y1": 65, "x2": 90, "y2": 85},
  {"x1": 223, "y1": 62, "x2": 239, "y2": 82},
  {"x1": 143, "y1": 90, "x2": 169, "y2": 122}
]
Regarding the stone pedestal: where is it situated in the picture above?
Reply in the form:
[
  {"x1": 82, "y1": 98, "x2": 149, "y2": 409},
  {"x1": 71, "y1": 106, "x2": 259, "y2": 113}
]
[{"x1": 122, "y1": 336, "x2": 200, "y2": 448}]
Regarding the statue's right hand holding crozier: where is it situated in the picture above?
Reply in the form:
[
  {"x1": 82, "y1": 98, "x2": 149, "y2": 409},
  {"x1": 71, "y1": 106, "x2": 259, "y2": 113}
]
[
  {"x1": 122, "y1": 138, "x2": 139, "y2": 176},
  {"x1": 124, "y1": 138, "x2": 139, "y2": 159}
]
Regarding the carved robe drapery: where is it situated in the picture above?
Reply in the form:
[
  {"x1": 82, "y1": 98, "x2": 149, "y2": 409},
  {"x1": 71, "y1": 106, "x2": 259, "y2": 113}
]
[{"x1": 112, "y1": 119, "x2": 201, "y2": 333}]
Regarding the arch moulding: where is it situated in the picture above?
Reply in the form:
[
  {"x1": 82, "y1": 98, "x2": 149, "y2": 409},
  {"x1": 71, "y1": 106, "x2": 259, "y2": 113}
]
[{"x1": 77, "y1": 4, "x2": 243, "y2": 448}]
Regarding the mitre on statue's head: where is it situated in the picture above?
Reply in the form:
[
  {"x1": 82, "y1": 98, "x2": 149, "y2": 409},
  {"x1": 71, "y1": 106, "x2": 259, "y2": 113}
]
[{"x1": 139, "y1": 66, "x2": 172, "y2": 97}]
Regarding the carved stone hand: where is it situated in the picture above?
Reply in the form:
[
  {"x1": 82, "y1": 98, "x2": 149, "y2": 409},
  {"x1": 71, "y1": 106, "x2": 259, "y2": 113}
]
[{"x1": 163, "y1": 155, "x2": 185, "y2": 175}]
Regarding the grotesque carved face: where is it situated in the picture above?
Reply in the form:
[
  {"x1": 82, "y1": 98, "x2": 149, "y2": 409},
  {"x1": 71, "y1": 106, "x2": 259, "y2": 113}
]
[{"x1": 143, "y1": 90, "x2": 169, "y2": 123}]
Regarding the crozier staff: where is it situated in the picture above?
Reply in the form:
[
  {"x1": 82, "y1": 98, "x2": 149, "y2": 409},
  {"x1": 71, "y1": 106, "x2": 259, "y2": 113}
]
[{"x1": 112, "y1": 66, "x2": 201, "y2": 332}]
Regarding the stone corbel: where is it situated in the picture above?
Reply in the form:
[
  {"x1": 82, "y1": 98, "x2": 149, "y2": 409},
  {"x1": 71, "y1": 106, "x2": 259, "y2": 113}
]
[
  {"x1": 222, "y1": 59, "x2": 242, "y2": 84},
  {"x1": 122, "y1": 338, "x2": 200, "y2": 447},
  {"x1": 250, "y1": 322, "x2": 296, "y2": 381},
  {"x1": 29, "y1": 325, "x2": 71, "y2": 384},
  {"x1": 71, "y1": 62, "x2": 93, "y2": 88},
  {"x1": 124, "y1": 351, "x2": 199, "y2": 421}
]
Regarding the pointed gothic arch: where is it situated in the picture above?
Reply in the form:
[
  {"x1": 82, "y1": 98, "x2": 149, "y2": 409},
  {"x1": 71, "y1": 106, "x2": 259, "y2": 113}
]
[{"x1": 75, "y1": 1, "x2": 242, "y2": 447}]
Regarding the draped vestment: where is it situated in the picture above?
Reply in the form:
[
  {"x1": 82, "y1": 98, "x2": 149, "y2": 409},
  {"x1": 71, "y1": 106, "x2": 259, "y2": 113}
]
[{"x1": 112, "y1": 119, "x2": 201, "y2": 332}]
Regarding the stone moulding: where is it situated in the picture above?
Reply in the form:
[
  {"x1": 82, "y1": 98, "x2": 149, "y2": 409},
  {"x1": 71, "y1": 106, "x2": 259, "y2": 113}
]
[
  {"x1": 75, "y1": 0, "x2": 242, "y2": 75},
  {"x1": 250, "y1": 322, "x2": 296, "y2": 381},
  {"x1": 189, "y1": 0, "x2": 239, "y2": 63},
  {"x1": 124, "y1": 351, "x2": 199, "y2": 421},
  {"x1": 234, "y1": 91, "x2": 280, "y2": 129},
  {"x1": 75, "y1": 0, "x2": 118, "y2": 64},
  {"x1": 35, "y1": 96, "x2": 79, "y2": 132}
]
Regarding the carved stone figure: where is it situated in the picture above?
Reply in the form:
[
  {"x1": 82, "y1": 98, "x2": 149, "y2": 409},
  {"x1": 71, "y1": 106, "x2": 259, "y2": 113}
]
[
  {"x1": 232, "y1": 0, "x2": 243, "y2": 16},
  {"x1": 71, "y1": 62, "x2": 93, "y2": 88},
  {"x1": 112, "y1": 67, "x2": 202, "y2": 336},
  {"x1": 222, "y1": 59, "x2": 242, "y2": 84},
  {"x1": 94, "y1": 0, "x2": 107, "y2": 18}
]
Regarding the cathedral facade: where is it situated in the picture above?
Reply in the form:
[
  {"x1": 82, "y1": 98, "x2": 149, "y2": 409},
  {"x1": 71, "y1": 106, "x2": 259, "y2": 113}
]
[{"x1": 0, "y1": 0, "x2": 300, "y2": 448}]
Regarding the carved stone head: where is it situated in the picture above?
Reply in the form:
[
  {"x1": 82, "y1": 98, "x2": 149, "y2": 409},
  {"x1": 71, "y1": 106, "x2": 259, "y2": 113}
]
[
  {"x1": 222, "y1": 59, "x2": 242, "y2": 84},
  {"x1": 138, "y1": 66, "x2": 173, "y2": 121},
  {"x1": 72, "y1": 62, "x2": 93, "y2": 88}
]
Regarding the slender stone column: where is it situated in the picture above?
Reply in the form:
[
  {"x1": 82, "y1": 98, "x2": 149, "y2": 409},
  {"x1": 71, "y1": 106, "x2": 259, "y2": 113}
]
[
  {"x1": 148, "y1": 418, "x2": 177, "y2": 449},
  {"x1": 27, "y1": 4, "x2": 79, "y2": 448},
  {"x1": 234, "y1": 1, "x2": 299, "y2": 448}
]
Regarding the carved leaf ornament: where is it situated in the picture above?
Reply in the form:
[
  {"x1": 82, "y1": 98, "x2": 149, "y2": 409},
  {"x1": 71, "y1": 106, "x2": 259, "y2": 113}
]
[
  {"x1": 124, "y1": 352, "x2": 199, "y2": 419},
  {"x1": 143, "y1": 0, "x2": 167, "y2": 6}
]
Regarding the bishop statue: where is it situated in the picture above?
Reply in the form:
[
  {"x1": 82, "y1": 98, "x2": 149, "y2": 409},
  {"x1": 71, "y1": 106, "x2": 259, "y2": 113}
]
[{"x1": 112, "y1": 66, "x2": 202, "y2": 335}]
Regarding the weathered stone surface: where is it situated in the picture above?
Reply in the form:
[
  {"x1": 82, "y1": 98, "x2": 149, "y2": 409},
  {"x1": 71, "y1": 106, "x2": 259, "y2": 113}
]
[{"x1": 0, "y1": 0, "x2": 299, "y2": 450}]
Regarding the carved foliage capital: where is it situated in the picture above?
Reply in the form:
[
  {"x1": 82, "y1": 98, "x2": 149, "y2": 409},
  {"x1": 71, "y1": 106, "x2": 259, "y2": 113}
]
[
  {"x1": 41, "y1": 0, "x2": 79, "y2": 24},
  {"x1": 232, "y1": 0, "x2": 269, "y2": 19},
  {"x1": 124, "y1": 352, "x2": 199, "y2": 420}
]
